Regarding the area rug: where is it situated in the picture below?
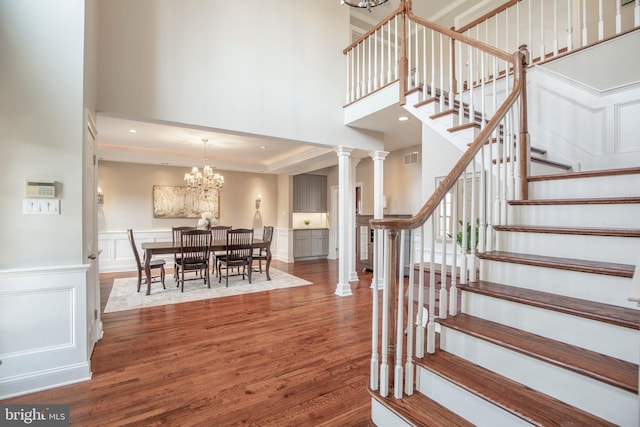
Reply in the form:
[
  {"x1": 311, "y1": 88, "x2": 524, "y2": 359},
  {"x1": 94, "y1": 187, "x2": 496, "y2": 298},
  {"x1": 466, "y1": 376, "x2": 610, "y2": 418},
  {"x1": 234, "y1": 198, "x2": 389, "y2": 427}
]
[{"x1": 104, "y1": 268, "x2": 313, "y2": 313}]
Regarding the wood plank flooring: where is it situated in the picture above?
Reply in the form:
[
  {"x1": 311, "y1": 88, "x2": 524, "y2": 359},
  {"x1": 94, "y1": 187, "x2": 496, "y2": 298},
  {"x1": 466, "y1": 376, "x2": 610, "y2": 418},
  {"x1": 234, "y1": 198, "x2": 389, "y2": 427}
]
[{"x1": 1, "y1": 260, "x2": 375, "y2": 427}]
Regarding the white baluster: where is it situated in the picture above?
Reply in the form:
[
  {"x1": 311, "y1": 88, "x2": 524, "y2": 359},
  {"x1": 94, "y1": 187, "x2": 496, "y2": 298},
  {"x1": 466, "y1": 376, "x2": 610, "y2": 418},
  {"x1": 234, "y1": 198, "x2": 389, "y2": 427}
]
[
  {"x1": 598, "y1": 0, "x2": 604, "y2": 41},
  {"x1": 370, "y1": 227, "x2": 379, "y2": 391},
  {"x1": 440, "y1": 33, "x2": 445, "y2": 110},
  {"x1": 414, "y1": 22, "x2": 420, "y2": 90},
  {"x1": 448, "y1": 38, "x2": 454, "y2": 109},
  {"x1": 374, "y1": 29, "x2": 378, "y2": 90},
  {"x1": 387, "y1": 19, "x2": 392, "y2": 84},
  {"x1": 423, "y1": 25, "x2": 428, "y2": 99},
  {"x1": 379, "y1": 230, "x2": 390, "y2": 397},
  {"x1": 346, "y1": 50, "x2": 351, "y2": 104},
  {"x1": 529, "y1": 0, "x2": 533, "y2": 61},
  {"x1": 394, "y1": 17, "x2": 399, "y2": 80},
  {"x1": 407, "y1": 20, "x2": 412, "y2": 89},
  {"x1": 468, "y1": 44, "x2": 475, "y2": 124},
  {"x1": 461, "y1": 168, "x2": 468, "y2": 284},
  {"x1": 439, "y1": 199, "x2": 448, "y2": 319},
  {"x1": 362, "y1": 41, "x2": 366, "y2": 97},
  {"x1": 636, "y1": 0, "x2": 640, "y2": 27},
  {"x1": 356, "y1": 44, "x2": 361, "y2": 99},
  {"x1": 469, "y1": 159, "x2": 477, "y2": 282},
  {"x1": 426, "y1": 218, "x2": 436, "y2": 354},
  {"x1": 394, "y1": 230, "x2": 405, "y2": 399},
  {"x1": 567, "y1": 0, "x2": 574, "y2": 52},
  {"x1": 449, "y1": 183, "x2": 458, "y2": 316},
  {"x1": 554, "y1": 0, "x2": 559, "y2": 56},
  {"x1": 616, "y1": 0, "x2": 622, "y2": 34},
  {"x1": 415, "y1": 224, "x2": 426, "y2": 359},
  {"x1": 404, "y1": 229, "x2": 415, "y2": 395},
  {"x1": 367, "y1": 36, "x2": 372, "y2": 95},
  {"x1": 457, "y1": 39, "x2": 463, "y2": 121},
  {"x1": 540, "y1": 0, "x2": 545, "y2": 60},
  {"x1": 351, "y1": 49, "x2": 355, "y2": 102},
  {"x1": 582, "y1": 0, "x2": 588, "y2": 47},
  {"x1": 430, "y1": 30, "x2": 436, "y2": 100}
]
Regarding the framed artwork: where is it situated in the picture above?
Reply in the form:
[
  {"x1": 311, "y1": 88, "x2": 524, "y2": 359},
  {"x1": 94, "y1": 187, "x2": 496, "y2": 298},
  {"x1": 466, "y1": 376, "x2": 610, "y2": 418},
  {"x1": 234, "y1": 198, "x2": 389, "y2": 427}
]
[{"x1": 152, "y1": 185, "x2": 220, "y2": 219}]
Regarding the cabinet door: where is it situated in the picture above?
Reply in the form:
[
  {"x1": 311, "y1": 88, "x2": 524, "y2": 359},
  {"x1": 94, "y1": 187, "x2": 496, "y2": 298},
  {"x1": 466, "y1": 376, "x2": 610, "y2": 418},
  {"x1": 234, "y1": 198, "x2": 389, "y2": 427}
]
[
  {"x1": 308, "y1": 175, "x2": 327, "y2": 212},
  {"x1": 310, "y1": 229, "x2": 329, "y2": 256},
  {"x1": 293, "y1": 175, "x2": 310, "y2": 212},
  {"x1": 294, "y1": 230, "x2": 312, "y2": 257}
]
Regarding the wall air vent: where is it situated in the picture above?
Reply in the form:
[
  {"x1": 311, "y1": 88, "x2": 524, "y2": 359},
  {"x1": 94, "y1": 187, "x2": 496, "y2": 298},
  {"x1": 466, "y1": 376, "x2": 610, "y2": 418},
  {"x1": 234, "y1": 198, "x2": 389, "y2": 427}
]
[{"x1": 403, "y1": 152, "x2": 419, "y2": 165}]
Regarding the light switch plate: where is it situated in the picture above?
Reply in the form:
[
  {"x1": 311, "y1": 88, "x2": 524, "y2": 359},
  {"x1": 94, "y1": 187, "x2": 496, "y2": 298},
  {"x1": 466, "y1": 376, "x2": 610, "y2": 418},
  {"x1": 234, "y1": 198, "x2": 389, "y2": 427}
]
[{"x1": 23, "y1": 199, "x2": 60, "y2": 215}]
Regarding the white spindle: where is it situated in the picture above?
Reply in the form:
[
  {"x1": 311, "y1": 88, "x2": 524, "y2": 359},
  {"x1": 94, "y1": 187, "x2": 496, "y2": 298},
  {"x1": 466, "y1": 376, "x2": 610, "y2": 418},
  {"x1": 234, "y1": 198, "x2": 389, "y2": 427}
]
[
  {"x1": 554, "y1": 0, "x2": 559, "y2": 56},
  {"x1": 362, "y1": 42, "x2": 366, "y2": 97},
  {"x1": 415, "y1": 224, "x2": 426, "y2": 359},
  {"x1": 439, "y1": 199, "x2": 448, "y2": 320},
  {"x1": 598, "y1": 0, "x2": 604, "y2": 41},
  {"x1": 414, "y1": 22, "x2": 420, "y2": 90},
  {"x1": 468, "y1": 44, "x2": 475, "y2": 124},
  {"x1": 387, "y1": 20, "x2": 392, "y2": 85},
  {"x1": 346, "y1": 50, "x2": 351, "y2": 104},
  {"x1": 582, "y1": 0, "x2": 588, "y2": 47},
  {"x1": 356, "y1": 44, "x2": 361, "y2": 99},
  {"x1": 370, "y1": 228, "x2": 379, "y2": 391},
  {"x1": 469, "y1": 160, "x2": 477, "y2": 282},
  {"x1": 394, "y1": 17, "x2": 399, "y2": 80},
  {"x1": 423, "y1": 25, "x2": 427, "y2": 99},
  {"x1": 430, "y1": 30, "x2": 436, "y2": 99},
  {"x1": 374, "y1": 29, "x2": 378, "y2": 90},
  {"x1": 440, "y1": 33, "x2": 445, "y2": 109},
  {"x1": 394, "y1": 230, "x2": 404, "y2": 399},
  {"x1": 404, "y1": 229, "x2": 415, "y2": 395},
  {"x1": 636, "y1": 0, "x2": 640, "y2": 27},
  {"x1": 449, "y1": 183, "x2": 458, "y2": 316},
  {"x1": 457, "y1": 40, "x2": 464, "y2": 121},
  {"x1": 426, "y1": 218, "x2": 436, "y2": 354},
  {"x1": 501, "y1": 116, "x2": 508, "y2": 225},
  {"x1": 407, "y1": 21, "x2": 412, "y2": 88},
  {"x1": 529, "y1": 0, "x2": 533, "y2": 61},
  {"x1": 448, "y1": 38, "x2": 454, "y2": 108},
  {"x1": 379, "y1": 230, "x2": 390, "y2": 397},
  {"x1": 460, "y1": 168, "x2": 468, "y2": 284},
  {"x1": 367, "y1": 36, "x2": 372, "y2": 95},
  {"x1": 351, "y1": 49, "x2": 355, "y2": 102},
  {"x1": 616, "y1": 0, "x2": 622, "y2": 34},
  {"x1": 567, "y1": 0, "x2": 574, "y2": 52},
  {"x1": 540, "y1": 0, "x2": 545, "y2": 60}
]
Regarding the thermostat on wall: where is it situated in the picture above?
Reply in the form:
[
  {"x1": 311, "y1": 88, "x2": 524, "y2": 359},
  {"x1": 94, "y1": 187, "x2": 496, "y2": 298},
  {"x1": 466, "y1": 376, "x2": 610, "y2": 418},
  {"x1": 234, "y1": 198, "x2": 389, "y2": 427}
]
[{"x1": 25, "y1": 180, "x2": 56, "y2": 198}]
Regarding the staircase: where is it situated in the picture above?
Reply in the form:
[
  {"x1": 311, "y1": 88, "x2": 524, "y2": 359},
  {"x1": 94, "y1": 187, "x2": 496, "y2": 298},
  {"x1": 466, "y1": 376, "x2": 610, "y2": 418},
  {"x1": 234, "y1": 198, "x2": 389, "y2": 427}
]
[{"x1": 372, "y1": 168, "x2": 640, "y2": 426}]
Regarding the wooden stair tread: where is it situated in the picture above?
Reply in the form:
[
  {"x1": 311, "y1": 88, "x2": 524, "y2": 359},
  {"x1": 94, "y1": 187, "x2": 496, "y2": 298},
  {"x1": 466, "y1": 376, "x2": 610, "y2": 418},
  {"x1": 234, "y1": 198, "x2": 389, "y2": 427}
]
[
  {"x1": 460, "y1": 280, "x2": 639, "y2": 330},
  {"x1": 493, "y1": 224, "x2": 640, "y2": 238},
  {"x1": 418, "y1": 347, "x2": 618, "y2": 426},
  {"x1": 369, "y1": 388, "x2": 474, "y2": 427},
  {"x1": 531, "y1": 156, "x2": 572, "y2": 170},
  {"x1": 529, "y1": 166, "x2": 640, "y2": 182},
  {"x1": 477, "y1": 250, "x2": 635, "y2": 278},
  {"x1": 438, "y1": 313, "x2": 638, "y2": 393},
  {"x1": 509, "y1": 196, "x2": 640, "y2": 205},
  {"x1": 447, "y1": 122, "x2": 480, "y2": 133}
]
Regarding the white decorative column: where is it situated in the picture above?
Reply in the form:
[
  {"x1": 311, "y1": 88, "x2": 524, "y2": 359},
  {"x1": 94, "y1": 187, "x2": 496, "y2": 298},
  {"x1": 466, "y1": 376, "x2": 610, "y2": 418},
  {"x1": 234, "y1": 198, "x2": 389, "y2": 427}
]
[
  {"x1": 335, "y1": 146, "x2": 354, "y2": 296},
  {"x1": 370, "y1": 150, "x2": 389, "y2": 289},
  {"x1": 349, "y1": 157, "x2": 362, "y2": 282}
]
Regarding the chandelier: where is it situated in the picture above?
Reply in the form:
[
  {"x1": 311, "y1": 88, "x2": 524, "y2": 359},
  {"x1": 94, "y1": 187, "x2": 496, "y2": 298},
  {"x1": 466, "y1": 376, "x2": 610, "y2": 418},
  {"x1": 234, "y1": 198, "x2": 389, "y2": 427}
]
[
  {"x1": 184, "y1": 138, "x2": 224, "y2": 199},
  {"x1": 340, "y1": 0, "x2": 389, "y2": 12}
]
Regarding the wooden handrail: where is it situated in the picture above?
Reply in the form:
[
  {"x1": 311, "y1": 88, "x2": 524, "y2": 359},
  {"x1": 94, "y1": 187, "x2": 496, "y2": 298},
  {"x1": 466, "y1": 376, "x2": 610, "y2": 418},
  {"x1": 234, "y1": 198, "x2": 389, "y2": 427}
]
[
  {"x1": 456, "y1": 0, "x2": 521, "y2": 33},
  {"x1": 405, "y1": 8, "x2": 513, "y2": 63},
  {"x1": 371, "y1": 46, "x2": 528, "y2": 231}
]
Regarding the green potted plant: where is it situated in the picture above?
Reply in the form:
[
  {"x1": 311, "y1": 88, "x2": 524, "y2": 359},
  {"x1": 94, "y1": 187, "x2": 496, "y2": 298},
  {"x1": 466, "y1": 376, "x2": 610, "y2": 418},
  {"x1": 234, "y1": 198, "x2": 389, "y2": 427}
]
[
  {"x1": 449, "y1": 218, "x2": 480, "y2": 254},
  {"x1": 303, "y1": 219, "x2": 310, "y2": 228}
]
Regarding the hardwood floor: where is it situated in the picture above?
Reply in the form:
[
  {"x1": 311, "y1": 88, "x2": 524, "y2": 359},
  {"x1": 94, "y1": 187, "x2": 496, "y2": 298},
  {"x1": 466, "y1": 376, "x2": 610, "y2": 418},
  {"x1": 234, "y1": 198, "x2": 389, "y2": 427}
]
[{"x1": 2, "y1": 260, "x2": 376, "y2": 426}]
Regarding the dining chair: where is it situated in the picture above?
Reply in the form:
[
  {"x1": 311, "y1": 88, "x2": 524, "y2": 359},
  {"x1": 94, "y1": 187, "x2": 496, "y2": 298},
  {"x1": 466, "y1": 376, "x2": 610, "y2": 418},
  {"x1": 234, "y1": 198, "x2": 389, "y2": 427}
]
[
  {"x1": 127, "y1": 229, "x2": 166, "y2": 292},
  {"x1": 177, "y1": 229, "x2": 212, "y2": 292},
  {"x1": 172, "y1": 226, "x2": 196, "y2": 281},
  {"x1": 210, "y1": 225, "x2": 232, "y2": 276},
  {"x1": 253, "y1": 226, "x2": 273, "y2": 278},
  {"x1": 217, "y1": 228, "x2": 254, "y2": 287}
]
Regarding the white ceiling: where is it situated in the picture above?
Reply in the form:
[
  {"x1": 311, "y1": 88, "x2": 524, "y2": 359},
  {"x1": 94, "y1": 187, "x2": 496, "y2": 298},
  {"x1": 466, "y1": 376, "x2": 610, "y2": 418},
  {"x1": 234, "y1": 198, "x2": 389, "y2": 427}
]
[{"x1": 96, "y1": 1, "x2": 492, "y2": 175}]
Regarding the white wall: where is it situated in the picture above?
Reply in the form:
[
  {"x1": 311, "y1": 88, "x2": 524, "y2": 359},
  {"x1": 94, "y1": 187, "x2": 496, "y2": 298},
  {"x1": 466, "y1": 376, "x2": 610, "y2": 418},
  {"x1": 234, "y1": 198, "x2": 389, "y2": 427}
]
[
  {"x1": 98, "y1": 161, "x2": 278, "y2": 232},
  {"x1": 97, "y1": 0, "x2": 383, "y2": 153}
]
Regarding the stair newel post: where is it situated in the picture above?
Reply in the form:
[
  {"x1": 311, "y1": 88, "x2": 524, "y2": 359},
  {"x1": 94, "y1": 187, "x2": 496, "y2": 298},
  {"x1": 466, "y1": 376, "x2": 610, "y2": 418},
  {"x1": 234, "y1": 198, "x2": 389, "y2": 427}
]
[
  {"x1": 379, "y1": 229, "x2": 391, "y2": 397},
  {"x1": 427, "y1": 218, "x2": 437, "y2": 354},
  {"x1": 404, "y1": 228, "x2": 415, "y2": 395},
  {"x1": 394, "y1": 229, "x2": 404, "y2": 399},
  {"x1": 415, "y1": 223, "x2": 426, "y2": 359},
  {"x1": 516, "y1": 45, "x2": 530, "y2": 201},
  {"x1": 370, "y1": 228, "x2": 380, "y2": 391}
]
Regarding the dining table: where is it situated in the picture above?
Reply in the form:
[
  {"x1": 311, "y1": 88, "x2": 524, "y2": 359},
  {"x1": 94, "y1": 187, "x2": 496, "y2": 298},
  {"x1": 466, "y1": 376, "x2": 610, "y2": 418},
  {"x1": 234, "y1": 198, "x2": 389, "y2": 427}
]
[{"x1": 141, "y1": 238, "x2": 270, "y2": 295}]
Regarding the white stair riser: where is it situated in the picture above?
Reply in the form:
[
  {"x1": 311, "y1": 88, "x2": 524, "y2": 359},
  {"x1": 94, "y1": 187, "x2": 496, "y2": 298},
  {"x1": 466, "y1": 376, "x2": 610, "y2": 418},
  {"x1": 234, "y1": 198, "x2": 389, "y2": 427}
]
[
  {"x1": 508, "y1": 203, "x2": 640, "y2": 228},
  {"x1": 440, "y1": 327, "x2": 638, "y2": 427},
  {"x1": 479, "y1": 259, "x2": 635, "y2": 309},
  {"x1": 416, "y1": 367, "x2": 530, "y2": 427},
  {"x1": 370, "y1": 398, "x2": 412, "y2": 427},
  {"x1": 495, "y1": 231, "x2": 640, "y2": 265},
  {"x1": 529, "y1": 161, "x2": 570, "y2": 176},
  {"x1": 530, "y1": 174, "x2": 640, "y2": 199},
  {"x1": 461, "y1": 291, "x2": 639, "y2": 363}
]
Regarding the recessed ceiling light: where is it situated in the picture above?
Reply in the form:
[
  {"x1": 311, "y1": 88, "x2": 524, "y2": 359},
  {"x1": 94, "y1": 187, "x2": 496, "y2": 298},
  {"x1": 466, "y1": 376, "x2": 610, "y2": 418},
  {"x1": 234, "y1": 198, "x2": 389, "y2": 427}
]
[
  {"x1": 398, "y1": 116, "x2": 409, "y2": 121},
  {"x1": 129, "y1": 129, "x2": 137, "y2": 133},
  {"x1": 260, "y1": 145, "x2": 268, "y2": 149}
]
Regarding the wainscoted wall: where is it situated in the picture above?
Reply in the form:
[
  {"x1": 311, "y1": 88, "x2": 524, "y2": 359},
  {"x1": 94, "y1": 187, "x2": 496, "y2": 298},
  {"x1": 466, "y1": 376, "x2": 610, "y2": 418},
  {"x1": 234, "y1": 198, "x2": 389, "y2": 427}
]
[{"x1": 0, "y1": 266, "x2": 91, "y2": 399}]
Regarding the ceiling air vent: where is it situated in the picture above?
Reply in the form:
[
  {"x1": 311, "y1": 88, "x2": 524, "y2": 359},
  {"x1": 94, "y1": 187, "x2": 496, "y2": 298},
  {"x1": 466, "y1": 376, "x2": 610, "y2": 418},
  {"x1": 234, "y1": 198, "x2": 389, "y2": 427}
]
[{"x1": 403, "y1": 152, "x2": 419, "y2": 165}]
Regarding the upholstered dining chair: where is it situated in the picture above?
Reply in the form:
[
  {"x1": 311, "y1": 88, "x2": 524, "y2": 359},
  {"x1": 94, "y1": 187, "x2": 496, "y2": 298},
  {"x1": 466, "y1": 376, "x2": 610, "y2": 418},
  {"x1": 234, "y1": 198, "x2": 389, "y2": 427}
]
[
  {"x1": 177, "y1": 229, "x2": 212, "y2": 292},
  {"x1": 210, "y1": 225, "x2": 232, "y2": 276},
  {"x1": 253, "y1": 226, "x2": 273, "y2": 278},
  {"x1": 172, "y1": 226, "x2": 195, "y2": 281},
  {"x1": 217, "y1": 228, "x2": 254, "y2": 287},
  {"x1": 127, "y1": 229, "x2": 166, "y2": 292}
]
